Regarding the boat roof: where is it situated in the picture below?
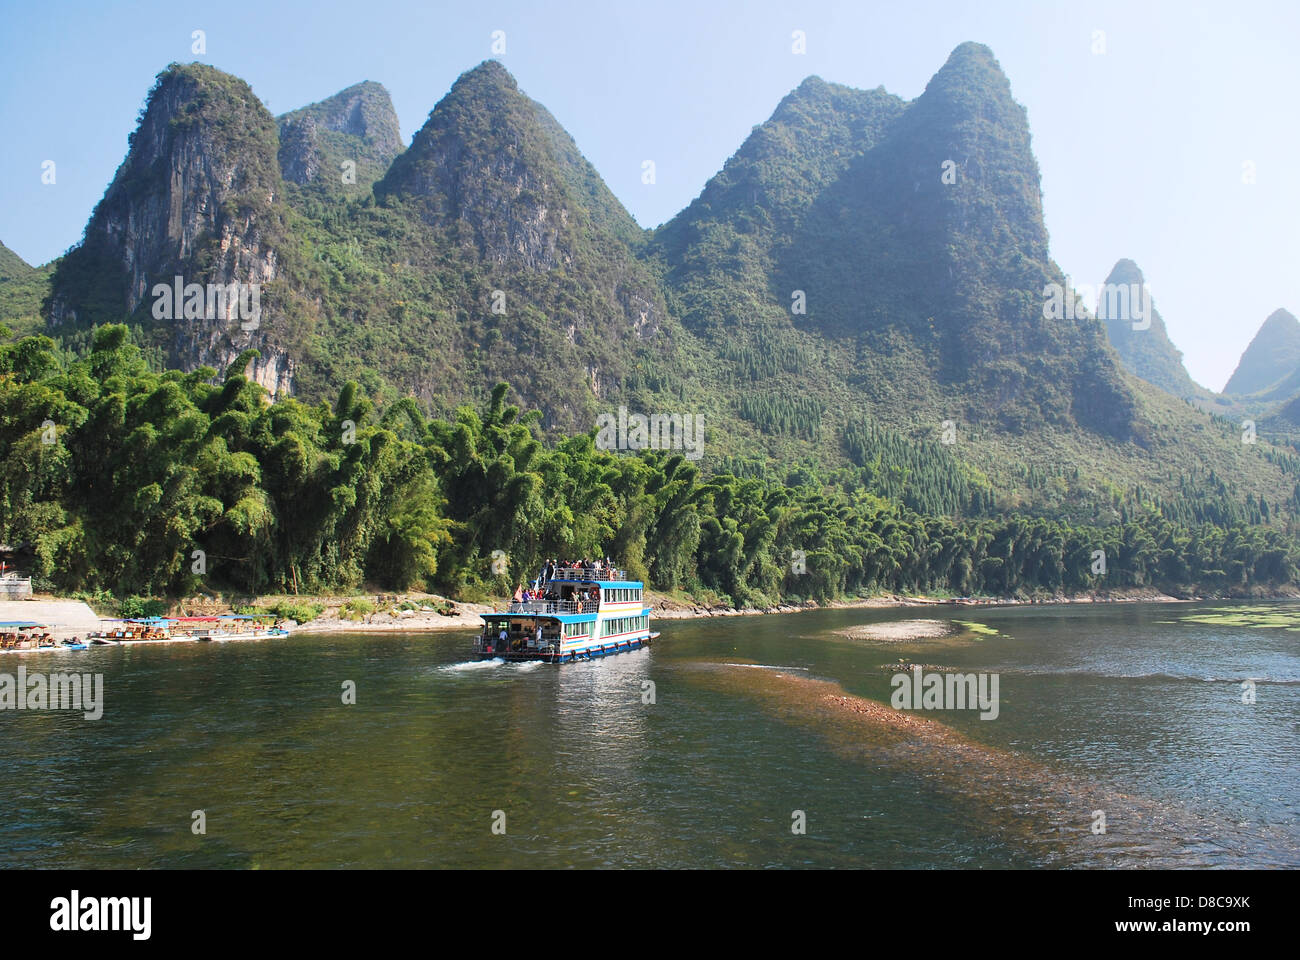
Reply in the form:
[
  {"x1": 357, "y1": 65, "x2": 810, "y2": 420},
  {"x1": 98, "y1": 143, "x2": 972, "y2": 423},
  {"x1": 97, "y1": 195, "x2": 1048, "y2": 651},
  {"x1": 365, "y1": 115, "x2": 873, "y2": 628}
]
[
  {"x1": 0, "y1": 621, "x2": 46, "y2": 629},
  {"x1": 550, "y1": 578, "x2": 643, "y2": 589},
  {"x1": 480, "y1": 612, "x2": 598, "y2": 624}
]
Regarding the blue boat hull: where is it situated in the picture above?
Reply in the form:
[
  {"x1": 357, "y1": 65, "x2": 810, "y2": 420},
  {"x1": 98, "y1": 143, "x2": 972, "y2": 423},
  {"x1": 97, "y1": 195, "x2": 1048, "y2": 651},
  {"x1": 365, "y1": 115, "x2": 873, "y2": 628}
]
[{"x1": 476, "y1": 632, "x2": 659, "y2": 664}]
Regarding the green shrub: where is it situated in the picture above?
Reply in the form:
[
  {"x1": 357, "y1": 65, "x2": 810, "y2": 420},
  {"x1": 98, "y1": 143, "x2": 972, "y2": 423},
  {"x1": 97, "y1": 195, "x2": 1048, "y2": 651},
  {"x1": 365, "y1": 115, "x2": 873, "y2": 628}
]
[
  {"x1": 267, "y1": 601, "x2": 323, "y2": 623},
  {"x1": 341, "y1": 597, "x2": 375, "y2": 620},
  {"x1": 119, "y1": 596, "x2": 168, "y2": 618}
]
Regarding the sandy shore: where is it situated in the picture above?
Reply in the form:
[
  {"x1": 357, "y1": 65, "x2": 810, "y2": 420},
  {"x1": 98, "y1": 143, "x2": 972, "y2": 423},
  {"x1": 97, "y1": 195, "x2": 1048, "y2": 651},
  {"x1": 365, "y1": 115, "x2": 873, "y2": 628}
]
[
  {"x1": 832, "y1": 619, "x2": 957, "y2": 642},
  {"x1": 292, "y1": 604, "x2": 492, "y2": 635},
  {"x1": 0, "y1": 600, "x2": 101, "y2": 639}
]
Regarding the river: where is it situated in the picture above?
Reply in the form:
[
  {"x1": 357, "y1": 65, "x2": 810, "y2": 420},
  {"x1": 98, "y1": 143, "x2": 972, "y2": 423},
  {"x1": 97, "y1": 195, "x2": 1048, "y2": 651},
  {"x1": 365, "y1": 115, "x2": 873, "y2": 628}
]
[{"x1": 1, "y1": 601, "x2": 1296, "y2": 868}]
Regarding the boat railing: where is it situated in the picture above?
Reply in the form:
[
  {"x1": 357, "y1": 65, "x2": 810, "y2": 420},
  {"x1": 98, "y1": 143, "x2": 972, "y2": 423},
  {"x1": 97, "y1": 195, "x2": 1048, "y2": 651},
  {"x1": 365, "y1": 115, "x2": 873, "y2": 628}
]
[
  {"x1": 506, "y1": 599, "x2": 597, "y2": 615},
  {"x1": 551, "y1": 565, "x2": 627, "y2": 581}
]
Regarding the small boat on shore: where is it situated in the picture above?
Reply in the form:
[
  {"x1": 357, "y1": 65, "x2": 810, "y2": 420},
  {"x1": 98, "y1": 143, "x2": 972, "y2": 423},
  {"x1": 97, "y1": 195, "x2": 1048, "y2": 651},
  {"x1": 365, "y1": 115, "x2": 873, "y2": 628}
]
[
  {"x1": 473, "y1": 562, "x2": 659, "y2": 664},
  {"x1": 0, "y1": 621, "x2": 55, "y2": 652},
  {"x1": 85, "y1": 614, "x2": 292, "y2": 644},
  {"x1": 175, "y1": 614, "x2": 291, "y2": 641},
  {"x1": 88, "y1": 618, "x2": 174, "y2": 643}
]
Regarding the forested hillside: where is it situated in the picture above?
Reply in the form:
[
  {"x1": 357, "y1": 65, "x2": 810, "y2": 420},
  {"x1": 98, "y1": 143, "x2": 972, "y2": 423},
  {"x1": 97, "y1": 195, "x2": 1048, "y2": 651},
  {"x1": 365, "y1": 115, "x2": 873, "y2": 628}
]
[
  {"x1": 3, "y1": 44, "x2": 1300, "y2": 604},
  {"x1": 1, "y1": 328, "x2": 1295, "y2": 606}
]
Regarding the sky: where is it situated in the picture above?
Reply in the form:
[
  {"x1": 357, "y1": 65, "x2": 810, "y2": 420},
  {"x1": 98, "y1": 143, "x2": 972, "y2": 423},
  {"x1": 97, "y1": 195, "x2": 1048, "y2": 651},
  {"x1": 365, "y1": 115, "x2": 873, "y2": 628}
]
[{"x1": 1, "y1": 0, "x2": 1297, "y2": 391}]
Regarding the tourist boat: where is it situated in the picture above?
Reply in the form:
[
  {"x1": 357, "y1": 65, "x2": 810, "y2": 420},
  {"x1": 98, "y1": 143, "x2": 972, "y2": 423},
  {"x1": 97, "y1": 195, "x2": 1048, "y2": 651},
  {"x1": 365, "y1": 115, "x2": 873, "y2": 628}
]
[
  {"x1": 473, "y1": 563, "x2": 659, "y2": 663},
  {"x1": 174, "y1": 614, "x2": 291, "y2": 641},
  {"x1": 0, "y1": 621, "x2": 55, "y2": 652},
  {"x1": 88, "y1": 618, "x2": 173, "y2": 643}
]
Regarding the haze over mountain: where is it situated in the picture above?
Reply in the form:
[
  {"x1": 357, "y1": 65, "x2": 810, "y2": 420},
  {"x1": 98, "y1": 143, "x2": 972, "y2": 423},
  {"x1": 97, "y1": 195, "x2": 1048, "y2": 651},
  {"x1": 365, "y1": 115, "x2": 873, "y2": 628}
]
[
  {"x1": 7, "y1": 44, "x2": 1299, "y2": 522},
  {"x1": 1096, "y1": 259, "x2": 1207, "y2": 402},
  {"x1": 1225, "y1": 309, "x2": 1300, "y2": 397},
  {"x1": 1096, "y1": 282, "x2": 1300, "y2": 438}
]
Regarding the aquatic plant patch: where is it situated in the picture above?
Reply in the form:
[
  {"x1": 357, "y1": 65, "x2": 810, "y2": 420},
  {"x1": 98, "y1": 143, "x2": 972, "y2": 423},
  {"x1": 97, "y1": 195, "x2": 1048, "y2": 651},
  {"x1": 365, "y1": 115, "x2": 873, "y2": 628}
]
[{"x1": 1177, "y1": 606, "x2": 1300, "y2": 631}]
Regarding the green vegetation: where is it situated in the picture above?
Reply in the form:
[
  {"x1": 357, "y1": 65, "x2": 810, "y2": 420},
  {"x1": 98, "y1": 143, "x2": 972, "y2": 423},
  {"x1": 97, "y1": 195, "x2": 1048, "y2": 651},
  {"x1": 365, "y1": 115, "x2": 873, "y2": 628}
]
[
  {"x1": 2, "y1": 329, "x2": 1296, "y2": 607},
  {"x1": 265, "y1": 600, "x2": 324, "y2": 623},
  {"x1": 0, "y1": 242, "x2": 54, "y2": 340},
  {"x1": 340, "y1": 597, "x2": 376, "y2": 620},
  {"x1": 1176, "y1": 606, "x2": 1300, "y2": 631}
]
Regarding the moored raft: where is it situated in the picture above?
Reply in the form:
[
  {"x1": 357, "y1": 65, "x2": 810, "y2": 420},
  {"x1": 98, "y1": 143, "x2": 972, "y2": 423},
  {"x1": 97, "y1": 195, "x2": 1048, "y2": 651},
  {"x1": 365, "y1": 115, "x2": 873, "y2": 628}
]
[{"x1": 0, "y1": 621, "x2": 57, "y2": 652}]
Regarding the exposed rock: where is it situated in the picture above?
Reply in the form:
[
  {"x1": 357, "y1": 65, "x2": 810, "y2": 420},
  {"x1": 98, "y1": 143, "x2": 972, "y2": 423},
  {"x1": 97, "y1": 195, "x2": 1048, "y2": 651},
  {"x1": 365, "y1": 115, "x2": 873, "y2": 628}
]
[
  {"x1": 48, "y1": 62, "x2": 298, "y2": 396},
  {"x1": 277, "y1": 81, "x2": 402, "y2": 189}
]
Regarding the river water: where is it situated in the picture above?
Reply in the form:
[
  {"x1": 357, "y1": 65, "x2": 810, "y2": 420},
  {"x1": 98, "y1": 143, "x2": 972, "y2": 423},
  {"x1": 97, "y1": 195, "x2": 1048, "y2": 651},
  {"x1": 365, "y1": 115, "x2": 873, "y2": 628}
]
[{"x1": 1, "y1": 602, "x2": 1296, "y2": 868}]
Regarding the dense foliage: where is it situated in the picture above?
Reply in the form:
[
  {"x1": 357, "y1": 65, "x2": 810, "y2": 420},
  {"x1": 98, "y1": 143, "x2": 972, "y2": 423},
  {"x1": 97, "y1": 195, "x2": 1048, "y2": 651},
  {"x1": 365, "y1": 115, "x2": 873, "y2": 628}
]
[{"x1": 2, "y1": 327, "x2": 1296, "y2": 605}]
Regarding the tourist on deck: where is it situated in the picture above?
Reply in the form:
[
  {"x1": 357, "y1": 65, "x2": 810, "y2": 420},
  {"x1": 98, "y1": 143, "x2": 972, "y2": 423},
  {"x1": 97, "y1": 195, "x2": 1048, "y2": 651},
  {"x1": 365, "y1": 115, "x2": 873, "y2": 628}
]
[{"x1": 513, "y1": 584, "x2": 524, "y2": 603}]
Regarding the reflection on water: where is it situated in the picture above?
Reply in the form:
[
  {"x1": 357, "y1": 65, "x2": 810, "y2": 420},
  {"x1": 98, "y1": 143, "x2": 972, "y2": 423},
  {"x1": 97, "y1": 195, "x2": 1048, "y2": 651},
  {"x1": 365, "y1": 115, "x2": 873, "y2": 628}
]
[{"x1": 0, "y1": 601, "x2": 1295, "y2": 868}]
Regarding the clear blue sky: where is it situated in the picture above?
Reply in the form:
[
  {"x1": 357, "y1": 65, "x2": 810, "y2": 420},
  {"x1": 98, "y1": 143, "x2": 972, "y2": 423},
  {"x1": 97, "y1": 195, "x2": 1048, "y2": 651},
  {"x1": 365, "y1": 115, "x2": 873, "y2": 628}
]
[{"x1": 2, "y1": 0, "x2": 1296, "y2": 391}]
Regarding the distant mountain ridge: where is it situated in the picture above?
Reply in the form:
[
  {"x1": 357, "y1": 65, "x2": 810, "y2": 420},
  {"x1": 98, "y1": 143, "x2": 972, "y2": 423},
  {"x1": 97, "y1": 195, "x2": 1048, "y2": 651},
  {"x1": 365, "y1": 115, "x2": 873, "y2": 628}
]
[
  {"x1": 1096, "y1": 259, "x2": 1207, "y2": 401},
  {"x1": 7, "y1": 46, "x2": 1299, "y2": 519},
  {"x1": 1225, "y1": 308, "x2": 1300, "y2": 396},
  {"x1": 1095, "y1": 277, "x2": 1300, "y2": 435},
  {"x1": 0, "y1": 240, "x2": 34, "y2": 280}
]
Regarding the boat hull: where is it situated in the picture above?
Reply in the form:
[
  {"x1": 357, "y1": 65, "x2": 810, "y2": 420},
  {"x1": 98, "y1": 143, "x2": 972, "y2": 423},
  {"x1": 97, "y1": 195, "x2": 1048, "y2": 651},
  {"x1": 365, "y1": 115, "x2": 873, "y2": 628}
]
[{"x1": 474, "y1": 632, "x2": 658, "y2": 664}]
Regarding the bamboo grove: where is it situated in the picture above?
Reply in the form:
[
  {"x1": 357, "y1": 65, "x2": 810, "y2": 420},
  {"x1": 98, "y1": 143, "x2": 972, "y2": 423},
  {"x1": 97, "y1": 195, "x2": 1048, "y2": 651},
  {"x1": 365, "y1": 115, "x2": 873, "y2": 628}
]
[{"x1": 1, "y1": 325, "x2": 1297, "y2": 606}]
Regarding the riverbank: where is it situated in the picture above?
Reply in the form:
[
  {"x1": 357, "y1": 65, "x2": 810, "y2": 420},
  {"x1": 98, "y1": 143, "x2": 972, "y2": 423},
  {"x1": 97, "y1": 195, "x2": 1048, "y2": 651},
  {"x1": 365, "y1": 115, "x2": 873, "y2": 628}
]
[
  {"x1": 0, "y1": 600, "x2": 102, "y2": 639},
  {"x1": 646, "y1": 585, "x2": 1206, "y2": 620},
  {"x1": 11, "y1": 584, "x2": 1296, "y2": 640}
]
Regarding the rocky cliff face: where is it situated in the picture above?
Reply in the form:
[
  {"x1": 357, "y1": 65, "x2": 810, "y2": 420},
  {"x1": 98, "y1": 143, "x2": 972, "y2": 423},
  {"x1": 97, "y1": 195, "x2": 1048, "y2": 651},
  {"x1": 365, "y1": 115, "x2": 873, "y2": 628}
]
[
  {"x1": 277, "y1": 80, "x2": 402, "y2": 190},
  {"x1": 48, "y1": 63, "x2": 295, "y2": 395}
]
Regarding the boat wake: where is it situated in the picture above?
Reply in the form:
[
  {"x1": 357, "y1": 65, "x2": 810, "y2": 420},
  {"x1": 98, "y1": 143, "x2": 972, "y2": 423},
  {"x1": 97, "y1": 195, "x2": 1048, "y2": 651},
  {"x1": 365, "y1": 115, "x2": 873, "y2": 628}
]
[
  {"x1": 439, "y1": 658, "x2": 547, "y2": 674},
  {"x1": 439, "y1": 658, "x2": 505, "y2": 672}
]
